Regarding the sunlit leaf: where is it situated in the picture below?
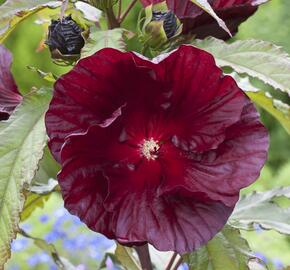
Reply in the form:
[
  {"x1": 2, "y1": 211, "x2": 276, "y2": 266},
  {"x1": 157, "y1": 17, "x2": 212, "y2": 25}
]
[
  {"x1": 0, "y1": 0, "x2": 61, "y2": 42},
  {"x1": 229, "y1": 187, "x2": 290, "y2": 234},
  {"x1": 74, "y1": 1, "x2": 102, "y2": 22},
  {"x1": 21, "y1": 179, "x2": 59, "y2": 221},
  {"x1": 195, "y1": 38, "x2": 290, "y2": 95},
  {"x1": 21, "y1": 145, "x2": 60, "y2": 221},
  {"x1": 231, "y1": 73, "x2": 290, "y2": 135},
  {"x1": 27, "y1": 66, "x2": 58, "y2": 83},
  {"x1": 81, "y1": 27, "x2": 126, "y2": 58},
  {"x1": 183, "y1": 225, "x2": 252, "y2": 270},
  {"x1": 0, "y1": 88, "x2": 51, "y2": 267},
  {"x1": 33, "y1": 146, "x2": 60, "y2": 184},
  {"x1": 247, "y1": 91, "x2": 290, "y2": 134},
  {"x1": 115, "y1": 244, "x2": 142, "y2": 270},
  {"x1": 190, "y1": 0, "x2": 231, "y2": 37}
]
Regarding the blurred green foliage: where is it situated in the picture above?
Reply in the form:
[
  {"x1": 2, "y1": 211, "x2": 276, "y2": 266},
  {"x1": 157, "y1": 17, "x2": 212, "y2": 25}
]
[
  {"x1": 237, "y1": 0, "x2": 290, "y2": 171},
  {"x1": 238, "y1": 1, "x2": 290, "y2": 267}
]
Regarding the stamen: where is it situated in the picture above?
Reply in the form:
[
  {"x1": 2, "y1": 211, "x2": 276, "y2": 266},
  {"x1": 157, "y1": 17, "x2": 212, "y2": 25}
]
[{"x1": 140, "y1": 138, "x2": 160, "y2": 160}]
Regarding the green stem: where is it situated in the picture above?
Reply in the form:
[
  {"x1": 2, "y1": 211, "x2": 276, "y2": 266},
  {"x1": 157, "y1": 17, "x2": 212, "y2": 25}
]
[
  {"x1": 117, "y1": 0, "x2": 122, "y2": 21},
  {"x1": 106, "y1": 7, "x2": 120, "y2": 29},
  {"x1": 165, "y1": 252, "x2": 178, "y2": 270},
  {"x1": 172, "y1": 257, "x2": 183, "y2": 270},
  {"x1": 119, "y1": 0, "x2": 137, "y2": 24},
  {"x1": 135, "y1": 244, "x2": 153, "y2": 270}
]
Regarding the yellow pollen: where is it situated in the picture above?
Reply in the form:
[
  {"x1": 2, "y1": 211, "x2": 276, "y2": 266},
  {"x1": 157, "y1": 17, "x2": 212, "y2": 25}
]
[{"x1": 141, "y1": 138, "x2": 160, "y2": 160}]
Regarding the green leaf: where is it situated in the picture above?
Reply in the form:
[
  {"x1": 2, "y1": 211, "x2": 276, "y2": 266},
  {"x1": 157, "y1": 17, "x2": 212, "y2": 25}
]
[
  {"x1": 21, "y1": 179, "x2": 59, "y2": 221},
  {"x1": 0, "y1": 0, "x2": 61, "y2": 42},
  {"x1": 21, "y1": 146, "x2": 59, "y2": 221},
  {"x1": 190, "y1": 0, "x2": 231, "y2": 37},
  {"x1": 27, "y1": 66, "x2": 58, "y2": 83},
  {"x1": 115, "y1": 244, "x2": 142, "y2": 270},
  {"x1": 99, "y1": 252, "x2": 124, "y2": 270},
  {"x1": 0, "y1": 88, "x2": 51, "y2": 267},
  {"x1": 231, "y1": 73, "x2": 290, "y2": 135},
  {"x1": 81, "y1": 27, "x2": 126, "y2": 58},
  {"x1": 229, "y1": 187, "x2": 290, "y2": 233},
  {"x1": 74, "y1": 1, "x2": 102, "y2": 22},
  {"x1": 33, "y1": 146, "x2": 60, "y2": 185},
  {"x1": 183, "y1": 225, "x2": 252, "y2": 270},
  {"x1": 195, "y1": 38, "x2": 290, "y2": 95},
  {"x1": 19, "y1": 229, "x2": 77, "y2": 269},
  {"x1": 247, "y1": 91, "x2": 290, "y2": 134}
]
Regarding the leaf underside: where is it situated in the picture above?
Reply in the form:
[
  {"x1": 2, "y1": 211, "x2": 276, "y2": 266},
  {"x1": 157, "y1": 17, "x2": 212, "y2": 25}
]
[{"x1": 0, "y1": 88, "x2": 51, "y2": 267}]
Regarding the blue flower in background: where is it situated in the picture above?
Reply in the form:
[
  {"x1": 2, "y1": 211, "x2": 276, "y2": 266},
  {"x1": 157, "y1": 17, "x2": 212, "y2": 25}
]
[
  {"x1": 63, "y1": 238, "x2": 78, "y2": 251},
  {"x1": 178, "y1": 263, "x2": 189, "y2": 270},
  {"x1": 76, "y1": 264, "x2": 86, "y2": 270},
  {"x1": 106, "y1": 257, "x2": 122, "y2": 270},
  {"x1": 39, "y1": 252, "x2": 51, "y2": 263},
  {"x1": 11, "y1": 238, "x2": 29, "y2": 252},
  {"x1": 39, "y1": 214, "x2": 50, "y2": 224},
  {"x1": 8, "y1": 265, "x2": 20, "y2": 270},
  {"x1": 89, "y1": 235, "x2": 114, "y2": 250},
  {"x1": 27, "y1": 254, "x2": 41, "y2": 267},
  {"x1": 27, "y1": 252, "x2": 53, "y2": 267},
  {"x1": 71, "y1": 215, "x2": 82, "y2": 226},
  {"x1": 253, "y1": 223, "x2": 263, "y2": 234},
  {"x1": 44, "y1": 229, "x2": 67, "y2": 243},
  {"x1": 254, "y1": 252, "x2": 268, "y2": 263},
  {"x1": 20, "y1": 223, "x2": 32, "y2": 232},
  {"x1": 272, "y1": 258, "x2": 284, "y2": 270},
  {"x1": 50, "y1": 265, "x2": 58, "y2": 270}
]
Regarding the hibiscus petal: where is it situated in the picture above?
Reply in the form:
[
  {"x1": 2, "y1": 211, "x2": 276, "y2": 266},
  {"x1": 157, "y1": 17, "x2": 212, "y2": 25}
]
[
  {"x1": 0, "y1": 45, "x2": 22, "y2": 120},
  {"x1": 46, "y1": 48, "x2": 156, "y2": 162},
  {"x1": 134, "y1": 45, "x2": 248, "y2": 152},
  {"x1": 181, "y1": 1, "x2": 259, "y2": 39},
  {"x1": 107, "y1": 187, "x2": 233, "y2": 253},
  {"x1": 160, "y1": 100, "x2": 269, "y2": 206},
  {"x1": 60, "y1": 127, "x2": 233, "y2": 254},
  {"x1": 59, "y1": 146, "x2": 115, "y2": 238}
]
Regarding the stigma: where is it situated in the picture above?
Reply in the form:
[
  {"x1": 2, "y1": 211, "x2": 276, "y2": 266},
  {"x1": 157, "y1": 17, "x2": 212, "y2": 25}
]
[{"x1": 140, "y1": 138, "x2": 160, "y2": 160}]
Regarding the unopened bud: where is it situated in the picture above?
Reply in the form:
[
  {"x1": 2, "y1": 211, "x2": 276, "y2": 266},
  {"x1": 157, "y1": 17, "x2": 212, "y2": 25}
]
[
  {"x1": 46, "y1": 15, "x2": 86, "y2": 61},
  {"x1": 141, "y1": 4, "x2": 182, "y2": 50},
  {"x1": 152, "y1": 11, "x2": 178, "y2": 39}
]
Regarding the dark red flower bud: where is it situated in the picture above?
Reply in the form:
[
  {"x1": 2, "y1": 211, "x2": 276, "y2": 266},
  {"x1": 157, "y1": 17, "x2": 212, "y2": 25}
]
[
  {"x1": 46, "y1": 15, "x2": 85, "y2": 59},
  {"x1": 140, "y1": 0, "x2": 269, "y2": 39}
]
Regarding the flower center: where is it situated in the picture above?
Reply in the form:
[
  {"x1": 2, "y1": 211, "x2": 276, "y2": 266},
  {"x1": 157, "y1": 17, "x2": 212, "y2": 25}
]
[{"x1": 140, "y1": 138, "x2": 160, "y2": 160}]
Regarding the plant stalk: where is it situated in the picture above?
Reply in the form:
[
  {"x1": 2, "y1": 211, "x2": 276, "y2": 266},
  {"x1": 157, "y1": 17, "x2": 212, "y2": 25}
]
[
  {"x1": 106, "y1": 7, "x2": 120, "y2": 29},
  {"x1": 165, "y1": 252, "x2": 178, "y2": 270},
  {"x1": 119, "y1": 0, "x2": 137, "y2": 24},
  {"x1": 172, "y1": 257, "x2": 183, "y2": 270},
  {"x1": 135, "y1": 244, "x2": 153, "y2": 270},
  {"x1": 118, "y1": 0, "x2": 122, "y2": 20}
]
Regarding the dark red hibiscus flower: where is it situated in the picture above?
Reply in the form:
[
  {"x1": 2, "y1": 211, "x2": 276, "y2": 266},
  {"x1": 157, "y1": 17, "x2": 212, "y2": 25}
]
[
  {"x1": 45, "y1": 46, "x2": 268, "y2": 253},
  {"x1": 140, "y1": 0, "x2": 268, "y2": 39},
  {"x1": 0, "y1": 45, "x2": 22, "y2": 121}
]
